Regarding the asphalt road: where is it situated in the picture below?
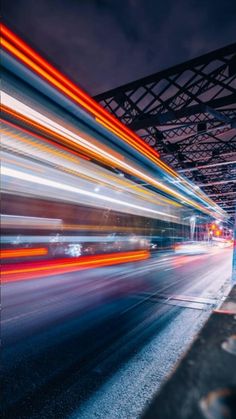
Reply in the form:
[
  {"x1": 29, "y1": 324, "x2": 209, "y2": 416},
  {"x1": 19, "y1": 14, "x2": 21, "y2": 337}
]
[{"x1": 2, "y1": 247, "x2": 233, "y2": 418}]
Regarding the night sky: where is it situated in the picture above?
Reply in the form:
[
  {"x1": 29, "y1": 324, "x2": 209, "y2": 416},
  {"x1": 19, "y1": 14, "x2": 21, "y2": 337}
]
[{"x1": 2, "y1": 0, "x2": 236, "y2": 95}]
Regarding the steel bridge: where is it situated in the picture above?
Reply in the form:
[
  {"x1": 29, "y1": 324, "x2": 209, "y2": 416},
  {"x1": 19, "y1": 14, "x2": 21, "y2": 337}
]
[{"x1": 94, "y1": 43, "x2": 236, "y2": 222}]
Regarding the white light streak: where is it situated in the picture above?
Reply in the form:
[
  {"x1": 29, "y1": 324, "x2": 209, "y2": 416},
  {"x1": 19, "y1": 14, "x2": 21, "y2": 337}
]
[
  {"x1": 2, "y1": 91, "x2": 220, "y2": 213},
  {"x1": 2, "y1": 166, "x2": 178, "y2": 219}
]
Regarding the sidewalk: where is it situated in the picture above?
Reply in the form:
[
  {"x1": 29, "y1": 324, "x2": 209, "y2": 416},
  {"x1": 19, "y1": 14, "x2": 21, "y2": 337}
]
[{"x1": 142, "y1": 285, "x2": 236, "y2": 419}]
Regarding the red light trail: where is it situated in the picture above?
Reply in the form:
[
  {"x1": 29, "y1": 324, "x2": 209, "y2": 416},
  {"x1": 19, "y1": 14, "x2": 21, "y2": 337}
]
[{"x1": 2, "y1": 250, "x2": 150, "y2": 283}]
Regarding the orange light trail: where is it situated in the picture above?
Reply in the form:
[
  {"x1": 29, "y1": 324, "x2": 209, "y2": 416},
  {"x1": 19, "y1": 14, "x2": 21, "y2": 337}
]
[
  {"x1": 2, "y1": 121, "x2": 183, "y2": 207},
  {"x1": 1, "y1": 247, "x2": 48, "y2": 259},
  {"x1": 0, "y1": 24, "x2": 225, "y2": 215},
  {"x1": 1, "y1": 106, "x2": 184, "y2": 204},
  {"x1": 95, "y1": 117, "x2": 177, "y2": 176},
  {"x1": 1, "y1": 105, "x2": 100, "y2": 161},
  {"x1": 2, "y1": 250, "x2": 150, "y2": 283},
  {"x1": 1, "y1": 118, "x2": 91, "y2": 163},
  {"x1": 0, "y1": 24, "x2": 161, "y2": 160},
  {"x1": 1, "y1": 25, "x2": 166, "y2": 167},
  {"x1": 2, "y1": 105, "x2": 140, "y2": 175}
]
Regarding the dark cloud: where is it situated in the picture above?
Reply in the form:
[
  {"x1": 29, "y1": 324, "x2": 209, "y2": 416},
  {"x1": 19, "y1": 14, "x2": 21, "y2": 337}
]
[{"x1": 2, "y1": 0, "x2": 236, "y2": 94}]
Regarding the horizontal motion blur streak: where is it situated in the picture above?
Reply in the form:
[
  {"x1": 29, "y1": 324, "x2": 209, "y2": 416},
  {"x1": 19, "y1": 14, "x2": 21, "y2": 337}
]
[
  {"x1": 1, "y1": 247, "x2": 48, "y2": 258},
  {"x1": 2, "y1": 250, "x2": 150, "y2": 282}
]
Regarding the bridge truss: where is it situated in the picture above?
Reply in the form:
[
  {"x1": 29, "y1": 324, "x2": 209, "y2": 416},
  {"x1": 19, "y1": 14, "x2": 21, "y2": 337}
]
[{"x1": 95, "y1": 43, "x2": 236, "y2": 222}]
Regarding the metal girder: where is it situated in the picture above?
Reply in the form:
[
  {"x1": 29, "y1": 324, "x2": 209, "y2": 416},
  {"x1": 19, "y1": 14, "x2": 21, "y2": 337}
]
[
  {"x1": 178, "y1": 160, "x2": 236, "y2": 172},
  {"x1": 94, "y1": 43, "x2": 236, "y2": 220},
  {"x1": 197, "y1": 180, "x2": 236, "y2": 187},
  {"x1": 208, "y1": 191, "x2": 236, "y2": 197}
]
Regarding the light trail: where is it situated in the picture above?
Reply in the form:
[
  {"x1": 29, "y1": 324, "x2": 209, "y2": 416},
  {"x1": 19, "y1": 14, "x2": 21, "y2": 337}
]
[
  {"x1": 2, "y1": 122, "x2": 181, "y2": 207},
  {"x1": 1, "y1": 247, "x2": 48, "y2": 259},
  {"x1": 1, "y1": 93, "x2": 220, "y2": 215},
  {"x1": 1, "y1": 24, "x2": 228, "y2": 223},
  {"x1": 2, "y1": 250, "x2": 150, "y2": 282},
  {"x1": 2, "y1": 166, "x2": 179, "y2": 219},
  {"x1": 1, "y1": 25, "x2": 164, "y2": 166}
]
